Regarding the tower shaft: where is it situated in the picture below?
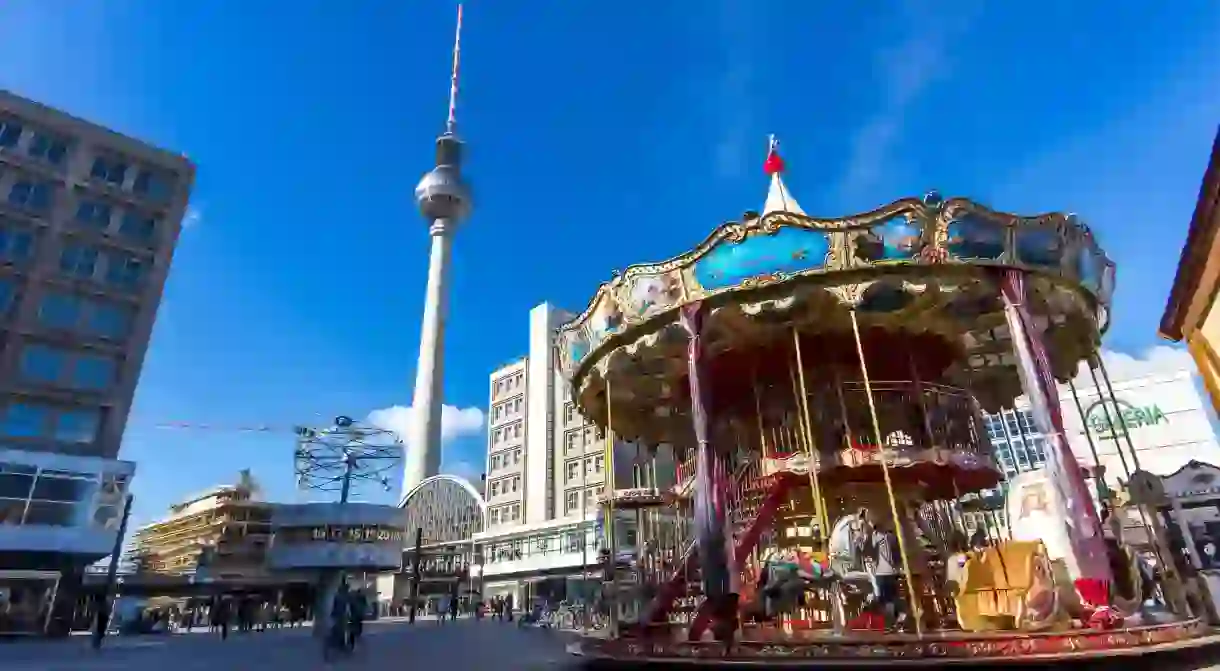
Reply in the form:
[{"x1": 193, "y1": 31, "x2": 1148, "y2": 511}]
[{"x1": 403, "y1": 220, "x2": 455, "y2": 493}]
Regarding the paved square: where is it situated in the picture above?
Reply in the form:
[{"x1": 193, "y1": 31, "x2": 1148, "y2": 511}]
[{"x1": 5, "y1": 619, "x2": 578, "y2": 671}]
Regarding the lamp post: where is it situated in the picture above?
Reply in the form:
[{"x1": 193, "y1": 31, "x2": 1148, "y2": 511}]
[{"x1": 92, "y1": 493, "x2": 133, "y2": 650}]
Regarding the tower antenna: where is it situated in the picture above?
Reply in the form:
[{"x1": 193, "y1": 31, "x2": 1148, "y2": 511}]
[{"x1": 446, "y1": 4, "x2": 463, "y2": 134}]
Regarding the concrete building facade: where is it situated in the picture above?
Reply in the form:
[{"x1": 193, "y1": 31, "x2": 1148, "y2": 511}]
[
  {"x1": 0, "y1": 90, "x2": 193, "y2": 633},
  {"x1": 474, "y1": 302, "x2": 661, "y2": 606}
]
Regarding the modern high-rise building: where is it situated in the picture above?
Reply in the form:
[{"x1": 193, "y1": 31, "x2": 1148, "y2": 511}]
[
  {"x1": 0, "y1": 90, "x2": 194, "y2": 634},
  {"x1": 473, "y1": 302, "x2": 672, "y2": 606}
]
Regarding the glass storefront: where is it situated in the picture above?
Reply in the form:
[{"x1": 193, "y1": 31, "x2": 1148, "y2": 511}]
[
  {"x1": 0, "y1": 459, "x2": 129, "y2": 534},
  {"x1": 0, "y1": 571, "x2": 59, "y2": 635}
]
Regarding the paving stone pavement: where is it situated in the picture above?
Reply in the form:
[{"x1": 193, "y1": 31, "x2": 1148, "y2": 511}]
[{"x1": 3, "y1": 618, "x2": 579, "y2": 671}]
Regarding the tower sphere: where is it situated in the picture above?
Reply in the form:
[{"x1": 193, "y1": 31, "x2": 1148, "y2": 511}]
[{"x1": 415, "y1": 165, "x2": 472, "y2": 222}]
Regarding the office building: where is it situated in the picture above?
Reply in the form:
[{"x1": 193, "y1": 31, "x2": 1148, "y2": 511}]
[
  {"x1": 127, "y1": 471, "x2": 273, "y2": 580},
  {"x1": 0, "y1": 90, "x2": 194, "y2": 634},
  {"x1": 474, "y1": 302, "x2": 675, "y2": 606},
  {"x1": 984, "y1": 368, "x2": 1220, "y2": 484}
]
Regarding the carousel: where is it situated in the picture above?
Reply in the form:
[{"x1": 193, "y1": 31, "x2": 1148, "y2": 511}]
[{"x1": 557, "y1": 139, "x2": 1216, "y2": 666}]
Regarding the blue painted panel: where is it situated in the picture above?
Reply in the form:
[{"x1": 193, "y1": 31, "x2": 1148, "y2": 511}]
[
  {"x1": 1076, "y1": 243, "x2": 1101, "y2": 292},
  {"x1": 867, "y1": 216, "x2": 922, "y2": 260},
  {"x1": 693, "y1": 227, "x2": 830, "y2": 291},
  {"x1": 946, "y1": 216, "x2": 1005, "y2": 260},
  {"x1": 569, "y1": 332, "x2": 590, "y2": 367},
  {"x1": 1014, "y1": 227, "x2": 1063, "y2": 268}
]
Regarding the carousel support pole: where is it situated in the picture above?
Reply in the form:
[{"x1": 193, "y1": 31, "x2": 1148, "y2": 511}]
[
  {"x1": 603, "y1": 377, "x2": 620, "y2": 638},
  {"x1": 1092, "y1": 353, "x2": 1187, "y2": 612},
  {"x1": 833, "y1": 368, "x2": 855, "y2": 450},
  {"x1": 679, "y1": 303, "x2": 735, "y2": 644},
  {"x1": 1067, "y1": 379, "x2": 1111, "y2": 504},
  {"x1": 1086, "y1": 363, "x2": 1133, "y2": 481},
  {"x1": 1093, "y1": 354, "x2": 1142, "y2": 472},
  {"x1": 792, "y1": 331, "x2": 830, "y2": 538},
  {"x1": 848, "y1": 309, "x2": 924, "y2": 637},
  {"x1": 752, "y1": 374, "x2": 770, "y2": 461}
]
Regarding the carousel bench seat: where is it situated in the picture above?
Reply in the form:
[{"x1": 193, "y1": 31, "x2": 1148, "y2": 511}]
[{"x1": 955, "y1": 541, "x2": 1043, "y2": 632}]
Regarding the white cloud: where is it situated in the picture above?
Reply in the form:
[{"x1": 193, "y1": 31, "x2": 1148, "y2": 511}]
[
  {"x1": 1071, "y1": 345, "x2": 1195, "y2": 387},
  {"x1": 367, "y1": 404, "x2": 484, "y2": 447},
  {"x1": 182, "y1": 205, "x2": 203, "y2": 229},
  {"x1": 835, "y1": 1, "x2": 976, "y2": 203}
]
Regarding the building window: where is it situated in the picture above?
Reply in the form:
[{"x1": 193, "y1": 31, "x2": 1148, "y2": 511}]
[
  {"x1": 0, "y1": 225, "x2": 34, "y2": 264},
  {"x1": 90, "y1": 156, "x2": 128, "y2": 186},
  {"x1": 132, "y1": 169, "x2": 173, "y2": 201},
  {"x1": 491, "y1": 481, "x2": 500, "y2": 497},
  {"x1": 0, "y1": 119, "x2": 22, "y2": 148},
  {"x1": 19, "y1": 344, "x2": 65, "y2": 383},
  {"x1": 565, "y1": 490, "x2": 580, "y2": 514},
  {"x1": 490, "y1": 454, "x2": 500, "y2": 472},
  {"x1": 38, "y1": 293, "x2": 82, "y2": 330},
  {"x1": 510, "y1": 504, "x2": 520, "y2": 520},
  {"x1": 511, "y1": 476, "x2": 520, "y2": 492},
  {"x1": 54, "y1": 408, "x2": 99, "y2": 444},
  {"x1": 489, "y1": 508, "x2": 500, "y2": 525},
  {"x1": 71, "y1": 354, "x2": 115, "y2": 390},
  {"x1": 84, "y1": 301, "x2": 133, "y2": 340},
  {"x1": 565, "y1": 431, "x2": 579, "y2": 454},
  {"x1": 0, "y1": 278, "x2": 13, "y2": 315},
  {"x1": 566, "y1": 461, "x2": 579, "y2": 481},
  {"x1": 75, "y1": 201, "x2": 112, "y2": 230},
  {"x1": 27, "y1": 133, "x2": 68, "y2": 165},
  {"x1": 105, "y1": 252, "x2": 146, "y2": 290},
  {"x1": 0, "y1": 403, "x2": 48, "y2": 438},
  {"x1": 119, "y1": 212, "x2": 156, "y2": 242},
  {"x1": 513, "y1": 448, "x2": 521, "y2": 464},
  {"x1": 59, "y1": 244, "x2": 98, "y2": 279},
  {"x1": 7, "y1": 181, "x2": 52, "y2": 212}
]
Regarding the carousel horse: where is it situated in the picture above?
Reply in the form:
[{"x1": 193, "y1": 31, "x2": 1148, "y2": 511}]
[{"x1": 827, "y1": 514, "x2": 881, "y2": 629}]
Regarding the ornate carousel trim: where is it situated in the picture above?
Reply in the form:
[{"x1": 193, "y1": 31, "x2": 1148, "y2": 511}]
[{"x1": 554, "y1": 148, "x2": 1116, "y2": 401}]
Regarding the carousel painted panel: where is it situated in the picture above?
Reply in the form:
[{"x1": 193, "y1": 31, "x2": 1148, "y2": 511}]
[
  {"x1": 1013, "y1": 221, "x2": 1066, "y2": 271},
  {"x1": 584, "y1": 290, "x2": 625, "y2": 354},
  {"x1": 561, "y1": 325, "x2": 593, "y2": 374},
  {"x1": 853, "y1": 214, "x2": 924, "y2": 263},
  {"x1": 945, "y1": 213, "x2": 1008, "y2": 262},
  {"x1": 690, "y1": 225, "x2": 831, "y2": 292},
  {"x1": 622, "y1": 270, "x2": 682, "y2": 320}
]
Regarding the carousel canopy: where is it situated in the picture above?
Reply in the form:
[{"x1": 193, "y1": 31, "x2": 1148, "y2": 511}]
[{"x1": 556, "y1": 138, "x2": 1115, "y2": 445}]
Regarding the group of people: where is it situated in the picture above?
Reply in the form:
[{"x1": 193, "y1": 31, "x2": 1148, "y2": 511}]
[
  {"x1": 325, "y1": 582, "x2": 369, "y2": 656},
  {"x1": 482, "y1": 593, "x2": 515, "y2": 621},
  {"x1": 205, "y1": 596, "x2": 305, "y2": 639}
]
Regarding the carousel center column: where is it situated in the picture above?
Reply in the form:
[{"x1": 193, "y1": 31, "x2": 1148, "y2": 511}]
[{"x1": 679, "y1": 303, "x2": 737, "y2": 642}]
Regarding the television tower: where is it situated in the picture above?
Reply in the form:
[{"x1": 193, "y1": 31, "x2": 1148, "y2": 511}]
[{"x1": 404, "y1": 4, "x2": 471, "y2": 494}]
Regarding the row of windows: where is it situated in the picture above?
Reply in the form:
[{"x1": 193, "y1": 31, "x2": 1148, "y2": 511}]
[
  {"x1": 492, "y1": 371, "x2": 524, "y2": 398},
  {"x1": 562, "y1": 402, "x2": 583, "y2": 427},
  {"x1": 17, "y1": 343, "x2": 118, "y2": 391},
  {"x1": 491, "y1": 397, "x2": 523, "y2": 423},
  {"x1": 0, "y1": 402, "x2": 101, "y2": 445},
  {"x1": 564, "y1": 424, "x2": 603, "y2": 454},
  {"x1": 562, "y1": 486, "x2": 605, "y2": 515},
  {"x1": 490, "y1": 421, "x2": 522, "y2": 446},
  {"x1": 0, "y1": 117, "x2": 177, "y2": 202},
  {"x1": 0, "y1": 278, "x2": 133, "y2": 338},
  {"x1": 992, "y1": 436, "x2": 1049, "y2": 475},
  {"x1": 983, "y1": 409, "x2": 1038, "y2": 441},
  {"x1": 74, "y1": 197, "x2": 161, "y2": 245},
  {"x1": 488, "y1": 447, "x2": 521, "y2": 473},
  {"x1": 483, "y1": 527, "x2": 599, "y2": 563},
  {"x1": 488, "y1": 475, "x2": 521, "y2": 498},
  {"x1": 0, "y1": 222, "x2": 151, "y2": 292},
  {"x1": 564, "y1": 455, "x2": 604, "y2": 482},
  {"x1": 488, "y1": 503, "x2": 521, "y2": 526}
]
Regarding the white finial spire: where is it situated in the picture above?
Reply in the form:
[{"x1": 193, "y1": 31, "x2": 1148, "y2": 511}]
[
  {"x1": 762, "y1": 135, "x2": 805, "y2": 216},
  {"x1": 446, "y1": 4, "x2": 464, "y2": 134}
]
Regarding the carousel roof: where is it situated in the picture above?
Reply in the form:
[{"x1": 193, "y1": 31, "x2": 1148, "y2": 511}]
[{"x1": 555, "y1": 138, "x2": 1116, "y2": 444}]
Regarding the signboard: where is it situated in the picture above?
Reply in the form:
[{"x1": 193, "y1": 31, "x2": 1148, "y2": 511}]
[
  {"x1": 277, "y1": 524, "x2": 404, "y2": 545},
  {"x1": 1083, "y1": 399, "x2": 1167, "y2": 440}
]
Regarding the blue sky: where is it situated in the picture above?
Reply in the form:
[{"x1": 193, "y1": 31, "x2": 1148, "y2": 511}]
[{"x1": 1, "y1": 1, "x2": 1218, "y2": 528}]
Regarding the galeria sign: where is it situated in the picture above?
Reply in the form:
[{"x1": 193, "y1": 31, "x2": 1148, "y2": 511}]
[{"x1": 1084, "y1": 399, "x2": 1167, "y2": 439}]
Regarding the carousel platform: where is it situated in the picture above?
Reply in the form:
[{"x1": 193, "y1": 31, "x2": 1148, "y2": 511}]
[{"x1": 568, "y1": 619, "x2": 1220, "y2": 668}]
